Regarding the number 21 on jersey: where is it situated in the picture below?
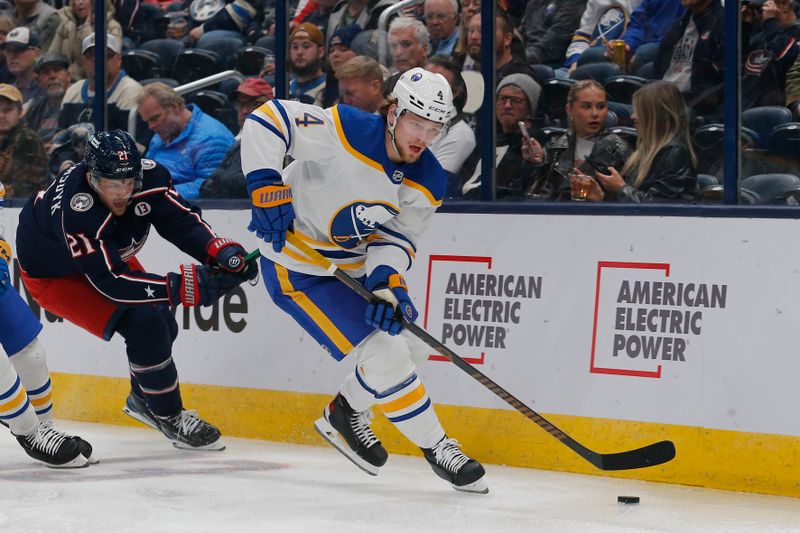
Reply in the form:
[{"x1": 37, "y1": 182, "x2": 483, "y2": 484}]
[{"x1": 66, "y1": 232, "x2": 96, "y2": 258}]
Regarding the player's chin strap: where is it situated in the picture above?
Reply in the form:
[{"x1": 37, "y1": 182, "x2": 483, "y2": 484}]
[{"x1": 387, "y1": 108, "x2": 402, "y2": 160}]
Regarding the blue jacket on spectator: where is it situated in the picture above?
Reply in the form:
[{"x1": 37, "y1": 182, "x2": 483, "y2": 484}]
[
  {"x1": 624, "y1": 0, "x2": 686, "y2": 53},
  {"x1": 145, "y1": 104, "x2": 235, "y2": 199}
]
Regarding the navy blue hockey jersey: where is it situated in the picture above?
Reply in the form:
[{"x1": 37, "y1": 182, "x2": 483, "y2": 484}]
[{"x1": 16, "y1": 159, "x2": 217, "y2": 305}]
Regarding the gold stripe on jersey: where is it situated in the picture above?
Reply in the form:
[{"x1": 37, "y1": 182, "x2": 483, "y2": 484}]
[
  {"x1": 275, "y1": 263, "x2": 354, "y2": 354},
  {"x1": 402, "y1": 178, "x2": 442, "y2": 207},
  {"x1": 258, "y1": 102, "x2": 286, "y2": 138},
  {"x1": 332, "y1": 106, "x2": 385, "y2": 173}
]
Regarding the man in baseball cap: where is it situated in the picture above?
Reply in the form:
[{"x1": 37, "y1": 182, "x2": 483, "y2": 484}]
[
  {"x1": 27, "y1": 52, "x2": 70, "y2": 146},
  {"x1": 2, "y1": 27, "x2": 42, "y2": 103},
  {"x1": 81, "y1": 32, "x2": 122, "y2": 55},
  {"x1": 201, "y1": 77, "x2": 274, "y2": 199},
  {"x1": 289, "y1": 22, "x2": 326, "y2": 105}
]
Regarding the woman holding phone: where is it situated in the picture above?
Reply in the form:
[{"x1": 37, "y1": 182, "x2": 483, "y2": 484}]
[{"x1": 574, "y1": 81, "x2": 697, "y2": 203}]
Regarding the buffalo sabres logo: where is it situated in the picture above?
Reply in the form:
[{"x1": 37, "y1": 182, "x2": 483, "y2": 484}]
[
  {"x1": 596, "y1": 7, "x2": 627, "y2": 43},
  {"x1": 410, "y1": 72, "x2": 422, "y2": 81},
  {"x1": 134, "y1": 202, "x2": 151, "y2": 216},
  {"x1": 70, "y1": 193, "x2": 93, "y2": 212},
  {"x1": 329, "y1": 201, "x2": 399, "y2": 249}
]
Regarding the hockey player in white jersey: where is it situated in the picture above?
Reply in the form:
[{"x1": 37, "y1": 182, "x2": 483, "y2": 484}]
[{"x1": 241, "y1": 67, "x2": 488, "y2": 494}]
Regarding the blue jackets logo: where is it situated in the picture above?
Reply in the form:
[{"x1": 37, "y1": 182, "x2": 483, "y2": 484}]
[{"x1": 329, "y1": 201, "x2": 399, "y2": 249}]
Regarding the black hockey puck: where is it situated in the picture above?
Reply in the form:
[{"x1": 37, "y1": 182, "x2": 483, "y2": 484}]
[{"x1": 617, "y1": 496, "x2": 640, "y2": 504}]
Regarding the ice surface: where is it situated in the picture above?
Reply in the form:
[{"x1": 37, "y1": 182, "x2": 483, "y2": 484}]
[{"x1": 1, "y1": 421, "x2": 799, "y2": 533}]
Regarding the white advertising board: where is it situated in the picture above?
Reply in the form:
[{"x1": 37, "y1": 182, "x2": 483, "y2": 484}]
[{"x1": 8, "y1": 208, "x2": 800, "y2": 438}]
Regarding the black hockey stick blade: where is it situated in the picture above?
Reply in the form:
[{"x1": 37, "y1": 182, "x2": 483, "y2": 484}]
[{"x1": 279, "y1": 234, "x2": 678, "y2": 471}]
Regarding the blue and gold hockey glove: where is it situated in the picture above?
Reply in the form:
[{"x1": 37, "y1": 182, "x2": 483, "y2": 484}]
[
  {"x1": 206, "y1": 237, "x2": 247, "y2": 273},
  {"x1": 364, "y1": 265, "x2": 418, "y2": 335},
  {"x1": 0, "y1": 238, "x2": 12, "y2": 295},
  {"x1": 247, "y1": 177, "x2": 295, "y2": 253}
]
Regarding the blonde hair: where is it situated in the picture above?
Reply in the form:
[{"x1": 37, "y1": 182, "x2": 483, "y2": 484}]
[
  {"x1": 137, "y1": 82, "x2": 185, "y2": 108},
  {"x1": 335, "y1": 56, "x2": 384, "y2": 83},
  {"x1": 623, "y1": 81, "x2": 696, "y2": 188}
]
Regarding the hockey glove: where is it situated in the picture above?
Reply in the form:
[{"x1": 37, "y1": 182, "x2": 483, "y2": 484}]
[
  {"x1": 0, "y1": 238, "x2": 12, "y2": 295},
  {"x1": 206, "y1": 237, "x2": 247, "y2": 273},
  {"x1": 248, "y1": 177, "x2": 295, "y2": 253},
  {"x1": 167, "y1": 263, "x2": 253, "y2": 307},
  {"x1": 364, "y1": 265, "x2": 418, "y2": 336}
]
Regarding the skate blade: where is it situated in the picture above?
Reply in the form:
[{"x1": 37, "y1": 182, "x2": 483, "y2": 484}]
[
  {"x1": 453, "y1": 478, "x2": 489, "y2": 495},
  {"x1": 171, "y1": 439, "x2": 226, "y2": 451},
  {"x1": 122, "y1": 405, "x2": 160, "y2": 431},
  {"x1": 314, "y1": 417, "x2": 380, "y2": 476},
  {"x1": 83, "y1": 453, "x2": 99, "y2": 465},
  {"x1": 43, "y1": 454, "x2": 90, "y2": 469}
]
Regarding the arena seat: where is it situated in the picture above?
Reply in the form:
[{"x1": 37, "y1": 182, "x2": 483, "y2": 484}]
[
  {"x1": 767, "y1": 122, "x2": 800, "y2": 158},
  {"x1": 607, "y1": 125, "x2": 637, "y2": 147},
  {"x1": 529, "y1": 64, "x2": 554, "y2": 86},
  {"x1": 542, "y1": 78, "x2": 575, "y2": 125},
  {"x1": 740, "y1": 173, "x2": 800, "y2": 204},
  {"x1": 172, "y1": 48, "x2": 220, "y2": 85},
  {"x1": 742, "y1": 106, "x2": 793, "y2": 147},
  {"x1": 121, "y1": 49, "x2": 160, "y2": 81},
  {"x1": 196, "y1": 30, "x2": 245, "y2": 71},
  {"x1": 236, "y1": 45, "x2": 271, "y2": 76},
  {"x1": 570, "y1": 62, "x2": 621, "y2": 83},
  {"x1": 603, "y1": 75, "x2": 646, "y2": 105},
  {"x1": 140, "y1": 39, "x2": 185, "y2": 78}
]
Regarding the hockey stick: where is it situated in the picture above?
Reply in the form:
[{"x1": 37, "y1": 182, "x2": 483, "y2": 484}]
[{"x1": 261, "y1": 233, "x2": 676, "y2": 471}]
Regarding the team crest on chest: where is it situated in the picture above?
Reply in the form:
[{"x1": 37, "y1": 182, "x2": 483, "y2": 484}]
[
  {"x1": 329, "y1": 201, "x2": 399, "y2": 249},
  {"x1": 70, "y1": 193, "x2": 93, "y2": 212},
  {"x1": 134, "y1": 202, "x2": 151, "y2": 216}
]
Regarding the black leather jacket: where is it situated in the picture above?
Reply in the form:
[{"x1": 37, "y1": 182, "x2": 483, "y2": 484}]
[{"x1": 615, "y1": 138, "x2": 697, "y2": 202}]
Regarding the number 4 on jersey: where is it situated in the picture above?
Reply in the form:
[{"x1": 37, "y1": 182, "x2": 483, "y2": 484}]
[{"x1": 295, "y1": 113, "x2": 324, "y2": 127}]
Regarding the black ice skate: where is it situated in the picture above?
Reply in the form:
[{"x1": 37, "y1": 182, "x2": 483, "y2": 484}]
[
  {"x1": 40, "y1": 421, "x2": 98, "y2": 464},
  {"x1": 422, "y1": 437, "x2": 488, "y2": 494},
  {"x1": 156, "y1": 410, "x2": 225, "y2": 451},
  {"x1": 16, "y1": 423, "x2": 88, "y2": 469},
  {"x1": 314, "y1": 393, "x2": 388, "y2": 476},
  {"x1": 122, "y1": 391, "x2": 160, "y2": 431}
]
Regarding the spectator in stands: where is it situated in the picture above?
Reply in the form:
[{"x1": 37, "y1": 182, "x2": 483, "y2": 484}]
[
  {"x1": 460, "y1": 12, "x2": 480, "y2": 71},
  {"x1": 524, "y1": 80, "x2": 632, "y2": 200},
  {"x1": 459, "y1": 11, "x2": 536, "y2": 80},
  {"x1": 522, "y1": 0, "x2": 587, "y2": 67},
  {"x1": 289, "y1": 22, "x2": 327, "y2": 105},
  {"x1": 425, "y1": 0, "x2": 460, "y2": 57},
  {"x1": 2, "y1": 27, "x2": 43, "y2": 104},
  {"x1": 388, "y1": 17, "x2": 429, "y2": 74},
  {"x1": 425, "y1": 55, "x2": 475, "y2": 177},
  {"x1": 459, "y1": 73, "x2": 542, "y2": 199},
  {"x1": 58, "y1": 33, "x2": 142, "y2": 132},
  {"x1": 138, "y1": 82, "x2": 235, "y2": 199},
  {"x1": 12, "y1": 0, "x2": 59, "y2": 51},
  {"x1": 325, "y1": 0, "x2": 396, "y2": 44},
  {"x1": 564, "y1": 0, "x2": 639, "y2": 75},
  {"x1": 579, "y1": 81, "x2": 697, "y2": 202},
  {"x1": 200, "y1": 77, "x2": 273, "y2": 199},
  {"x1": 453, "y1": 0, "x2": 479, "y2": 58},
  {"x1": 321, "y1": 23, "x2": 360, "y2": 107},
  {"x1": 336, "y1": 55, "x2": 385, "y2": 113},
  {"x1": 742, "y1": 0, "x2": 800, "y2": 108},
  {"x1": 49, "y1": 0, "x2": 123, "y2": 81},
  {"x1": 188, "y1": 0, "x2": 258, "y2": 45},
  {"x1": 0, "y1": 16, "x2": 16, "y2": 84},
  {"x1": 605, "y1": 0, "x2": 685, "y2": 71},
  {"x1": 24, "y1": 52, "x2": 69, "y2": 149},
  {"x1": 0, "y1": 84, "x2": 48, "y2": 198},
  {"x1": 653, "y1": 0, "x2": 723, "y2": 120}
]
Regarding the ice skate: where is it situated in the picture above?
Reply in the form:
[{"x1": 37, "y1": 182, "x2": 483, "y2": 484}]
[
  {"x1": 40, "y1": 420, "x2": 98, "y2": 464},
  {"x1": 156, "y1": 410, "x2": 225, "y2": 451},
  {"x1": 422, "y1": 437, "x2": 488, "y2": 494},
  {"x1": 16, "y1": 422, "x2": 88, "y2": 468},
  {"x1": 122, "y1": 390, "x2": 160, "y2": 430},
  {"x1": 314, "y1": 393, "x2": 388, "y2": 476}
]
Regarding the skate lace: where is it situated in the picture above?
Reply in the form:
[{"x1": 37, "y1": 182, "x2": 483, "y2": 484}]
[
  {"x1": 172, "y1": 410, "x2": 203, "y2": 436},
  {"x1": 349, "y1": 409, "x2": 379, "y2": 448},
  {"x1": 27, "y1": 424, "x2": 69, "y2": 455},
  {"x1": 432, "y1": 438, "x2": 470, "y2": 473}
]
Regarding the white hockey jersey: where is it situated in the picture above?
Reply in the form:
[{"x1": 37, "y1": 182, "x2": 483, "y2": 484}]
[{"x1": 241, "y1": 100, "x2": 446, "y2": 278}]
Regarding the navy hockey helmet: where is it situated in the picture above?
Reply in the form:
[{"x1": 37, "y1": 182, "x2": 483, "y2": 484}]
[{"x1": 85, "y1": 129, "x2": 143, "y2": 193}]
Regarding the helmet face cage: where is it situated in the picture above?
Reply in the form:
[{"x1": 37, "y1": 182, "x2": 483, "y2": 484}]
[{"x1": 85, "y1": 129, "x2": 143, "y2": 195}]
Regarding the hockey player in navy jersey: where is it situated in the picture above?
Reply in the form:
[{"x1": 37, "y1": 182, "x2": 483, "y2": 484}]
[
  {"x1": 241, "y1": 68, "x2": 488, "y2": 493},
  {"x1": 16, "y1": 130, "x2": 257, "y2": 451},
  {"x1": 0, "y1": 226, "x2": 96, "y2": 468}
]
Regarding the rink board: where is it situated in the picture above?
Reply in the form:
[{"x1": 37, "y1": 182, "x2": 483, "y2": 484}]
[{"x1": 6, "y1": 208, "x2": 800, "y2": 497}]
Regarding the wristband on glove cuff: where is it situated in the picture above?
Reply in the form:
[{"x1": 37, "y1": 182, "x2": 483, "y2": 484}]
[
  {"x1": 178, "y1": 263, "x2": 199, "y2": 307},
  {"x1": 251, "y1": 184, "x2": 292, "y2": 208}
]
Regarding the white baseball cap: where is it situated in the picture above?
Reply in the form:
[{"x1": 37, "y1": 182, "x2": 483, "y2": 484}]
[{"x1": 81, "y1": 33, "x2": 122, "y2": 55}]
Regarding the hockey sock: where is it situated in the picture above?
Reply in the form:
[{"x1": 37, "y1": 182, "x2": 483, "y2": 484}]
[
  {"x1": 8, "y1": 338, "x2": 53, "y2": 422},
  {"x1": 116, "y1": 307, "x2": 182, "y2": 416},
  {"x1": 375, "y1": 374, "x2": 444, "y2": 450},
  {"x1": 0, "y1": 353, "x2": 37, "y2": 436},
  {"x1": 340, "y1": 368, "x2": 381, "y2": 412}
]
